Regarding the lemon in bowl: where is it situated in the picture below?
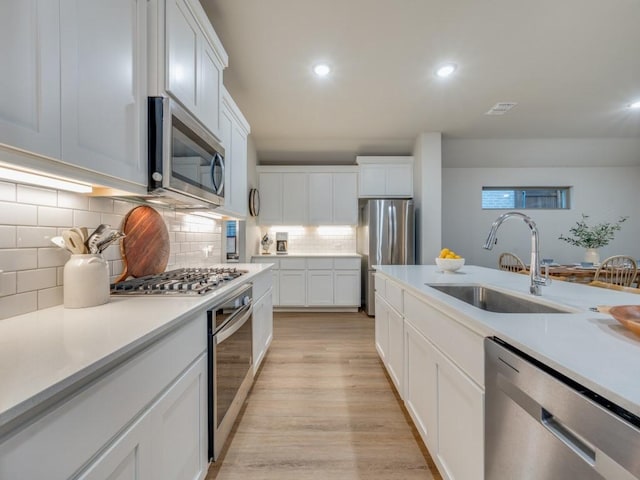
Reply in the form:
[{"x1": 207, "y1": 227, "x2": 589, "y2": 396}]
[{"x1": 436, "y1": 249, "x2": 465, "y2": 272}]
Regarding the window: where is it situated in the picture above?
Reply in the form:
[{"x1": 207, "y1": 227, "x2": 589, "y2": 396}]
[{"x1": 482, "y1": 187, "x2": 570, "y2": 210}]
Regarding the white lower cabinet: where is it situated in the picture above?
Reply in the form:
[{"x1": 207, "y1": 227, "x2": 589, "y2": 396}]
[
  {"x1": 374, "y1": 294, "x2": 389, "y2": 361},
  {"x1": 149, "y1": 354, "x2": 208, "y2": 480},
  {"x1": 377, "y1": 273, "x2": 485, "y2": 480},
  {"x1": 252, "y1": 284, "x2": 274, "y2": 374},
  {"x1": 77, "y1": 409, "x2": 154, "y2": 480},
  {"x1": 0, "y1": 313, "x2": 208, "y2": 480},
  {"x1": 404, "y1": 322, "x2": 437, "y2": 450},
  {"x1": 252, "y1": 256, "x2": 360, "y2": 309},
  {"x1": 307, "y1": 270, "x2": 334, "y2": 305},
  {"x1": 278, "y1": 270, "x2": 306, "y2": 306}
]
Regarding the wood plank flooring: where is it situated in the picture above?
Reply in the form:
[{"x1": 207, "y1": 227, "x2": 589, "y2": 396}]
[{"x1": 206, "y1": 311, "x2": 442, "y2": 480}]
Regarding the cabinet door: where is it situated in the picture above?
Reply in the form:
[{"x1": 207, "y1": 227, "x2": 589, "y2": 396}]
[
  {"x1": 252, "y1": 293, "x2": 266, "y2": 371},
  {"x1": 77, "y1": 411, "x2": 153, "y2": 480},
  {"x1": 333, "y1": 270, "x2": 360, "y2": 306},
  {"x1": 386, "y1": 164, "x2": 413, "y2": 197},
  {"x1": 308, "y1": 173, "x2": 332, "y2": 225},
  {"x1": 272, "y1": 270, "x2": 280, "y2": 306},
  {"x1": 282, "y1": 173, "x2": 307, "y2": 224},
  {"x1": 198, "y1": 41, "x2": 221, "y2": 138},
  {"x1": 374, "y1": 294, "x2": 389, "y2": 361},
  {"x1": 307, "y1": 270, "x2": 334, "y2": 305},
  {"x1": 404, "y1": 323, "x2": 438, "y2": 452},
  {"x1": 332, "y1": 172, "x2": 358, "y2": 224},
  {"x1": 60, "y1": 0, "x2": 147, "y2": 186},
  {"x1": 0, "y1": 0, "x2": 60, "y2": 159},
  {"x1": 359, "y1": 164, "x2": 386, "y2": 197},
  {"x1": 387, "y1": 305, "x2": 404, "y2": 396},
  {"x1": 434, "y1": 347, "x2": 484, "y2": 480},
  {"x1": 229, "y1": 121, "x2": 248, "y2": 217},
  {"x1": 258, "y1": 173, "x2": 283, "y2": 224},
  {"x1": 150, "y1": 354, "x2": 208, "y2": 480},
  {"x1": 278, "y1": 270, "x2": 306, "y2": 306},
  {"x1": 166, "y1": 0, "x2": 198, "y2": 111}
]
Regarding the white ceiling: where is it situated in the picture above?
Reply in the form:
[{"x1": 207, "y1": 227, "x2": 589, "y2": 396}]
[{"x1": 201, "y1": 0, "x2": 640, "y2": 164}]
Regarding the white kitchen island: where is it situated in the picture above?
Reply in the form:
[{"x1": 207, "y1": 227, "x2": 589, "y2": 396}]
[{"x1": 374, "y1": 264, "x2": 640, "y2": 480}]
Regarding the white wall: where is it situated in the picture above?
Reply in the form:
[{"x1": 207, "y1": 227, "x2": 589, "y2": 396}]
[
  {"x1": 442, "y1": 166, "x2": 640, "y2": 268},
  {"x1": 413, "y1": 133, "x2": 442, "y2": 264}
]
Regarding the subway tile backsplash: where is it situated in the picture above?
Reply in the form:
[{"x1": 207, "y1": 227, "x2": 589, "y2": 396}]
[
  {"x1": 0, "y1": 180, "x2": 222, "y2": 320},
  {"x1": 263, "y1": 225, "x2": 356, "y2": 254}
]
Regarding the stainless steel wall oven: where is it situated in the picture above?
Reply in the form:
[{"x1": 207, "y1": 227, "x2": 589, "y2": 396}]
[{"x1": 207, "y1": 283, "x2": 253, "y2": 461}]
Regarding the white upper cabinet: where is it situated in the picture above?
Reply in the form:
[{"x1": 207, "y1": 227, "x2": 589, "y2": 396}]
[
  {"x1": 164, "y1": 0, "x2": 227, "y2": 140},
  {"x1": 0, "y1": 1, "x2": 60, "y2": 159},
  {"x1": 258, "y1": 167, "x2": 358, "y2": 225},
  {"x1": 0, "y1": 0, "x2": 148, "y2": 191},
  {"x1": 357, "y1": 156, "x2": 414, "y2": 198},
  {"x1": 60, "y1": 0, "x2": 147, "y2": 186},
  {"x1": 217, "y1": 87, "x2": 250, "y2": 219}
]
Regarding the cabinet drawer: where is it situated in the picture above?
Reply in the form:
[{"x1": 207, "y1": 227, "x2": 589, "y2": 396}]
[
  {"x1": 385, "y1": 279, "x2": 403, "y2": 314},
  {"x1": 404, "y1": 291, "x2": 484, "y2": 386},
  {"x1": 333, "y1": 257, "x2": 360, "y2": 270},
  {"x1": 279, "y1": 257, "x2": 306, "y2": 270},
  {"x1": 252, "y1": 257, "x2": 279, "y2": 269},
  {"x1": 307, "y1": 258, "x2": 333, "y2": 270},
  {"x1": 252, "y1": 270, "x2": 272, "y2": 301}
]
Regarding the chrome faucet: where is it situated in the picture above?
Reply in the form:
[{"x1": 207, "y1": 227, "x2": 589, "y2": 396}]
[{"x1": 483, "y1": 212, "x2": 549, "y2": 296}]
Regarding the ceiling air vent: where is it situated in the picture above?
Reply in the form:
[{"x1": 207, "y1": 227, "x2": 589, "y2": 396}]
[{"x1": 485, "y1": 102, "x2": 517, "y2": 115}]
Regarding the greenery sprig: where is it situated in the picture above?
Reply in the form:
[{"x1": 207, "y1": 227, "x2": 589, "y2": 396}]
[{"x1": 558, "y1": 214, "x2": 628, "y2": 249}]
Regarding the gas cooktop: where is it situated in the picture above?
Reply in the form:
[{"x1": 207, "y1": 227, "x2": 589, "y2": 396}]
[{"x1": 110, "y1": 267, "x2": 247, "y2": 296}]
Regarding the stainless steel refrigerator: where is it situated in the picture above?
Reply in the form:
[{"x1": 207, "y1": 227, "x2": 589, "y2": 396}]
[{"x1": 357, "y1": 199, "x2": 415, "y2": 316}]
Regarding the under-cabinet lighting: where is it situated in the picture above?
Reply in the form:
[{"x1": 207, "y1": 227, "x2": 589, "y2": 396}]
[
  {"x1": 629, "y1": 100, "x2": 640, "y2": 109},
  {"x1": 317, "y1": 226, "x2": 353, "y2": 236},
  {"x1": 268, "y1": 225, "x2": 306, "y2": 234},
  {"x1": 191, "y1": 211, "x2": 223, "y2": 220},
  {"x1": 0, "y1": 166, "x2": 92, "y2": 193}
]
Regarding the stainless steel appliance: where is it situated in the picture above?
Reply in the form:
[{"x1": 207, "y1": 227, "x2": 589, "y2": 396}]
[
  {"x1": 357, "y1": 199, "x2": 415, "y2": 316},
  {"x1": 147, "y1": 96, "x2": 225, "y2": 208},
  {"x1": 110, "y1": 267, "x2": 246, "y2": 296},
  {"x1": 207, "y1": 283, "x2": 253, "y2": 461},
  {"x1": 485, "y1": 337, "x2": 640, "y2": 480}
]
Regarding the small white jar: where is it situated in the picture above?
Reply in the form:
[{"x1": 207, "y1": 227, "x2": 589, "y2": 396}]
[{"x1": 64, "y1": 254, "x2": 110, "y2": 308}]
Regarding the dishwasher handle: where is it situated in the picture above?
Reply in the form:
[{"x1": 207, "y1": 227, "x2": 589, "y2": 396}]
[{"x1": 541, "y1": 408, "x2": 596, "y2": 466}]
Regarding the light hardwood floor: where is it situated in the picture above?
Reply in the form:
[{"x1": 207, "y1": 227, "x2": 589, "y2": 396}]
[{"x1": 207, "y1": 311, "x2": 443, "y2": 480}]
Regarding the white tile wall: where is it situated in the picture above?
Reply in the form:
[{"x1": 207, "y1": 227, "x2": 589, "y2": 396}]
[
  {"x1": 0, "y1": 181, "x2": 222, "y2": 320},
  {"x1": 262, "y1": 226, "x2": 356, "y2": 254}
]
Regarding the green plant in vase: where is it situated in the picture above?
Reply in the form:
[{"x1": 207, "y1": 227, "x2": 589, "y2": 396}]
[{"x1": 558, "y1": 214, "x2": 628, "y2": 264}]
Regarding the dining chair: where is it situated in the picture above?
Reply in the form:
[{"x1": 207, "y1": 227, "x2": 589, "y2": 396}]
[
  {"x1": 498, "y1": 252, "x2": 527, "y2": 273},
  {"x1": 593, "y1": 255, "x2": 638, "y2": 287}
]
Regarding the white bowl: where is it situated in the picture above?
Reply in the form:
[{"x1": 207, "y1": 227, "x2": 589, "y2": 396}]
[{"x1": 435, "y1": 257, "x2": 465, "y2": 273}]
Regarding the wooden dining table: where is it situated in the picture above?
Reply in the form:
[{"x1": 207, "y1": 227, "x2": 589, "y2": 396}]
[{"x1": 522, "y1": 264, "x2": 599, "y2": 283}]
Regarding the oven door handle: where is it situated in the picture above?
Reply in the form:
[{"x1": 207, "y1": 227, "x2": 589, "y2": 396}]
[{"x1": 216, "y1": 302, "x2": 252, "y2": 344}]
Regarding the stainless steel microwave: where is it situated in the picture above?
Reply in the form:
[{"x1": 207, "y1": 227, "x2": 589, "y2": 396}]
[{"x1": 148, "y1": 96, "x2": 225, "y2": 208}]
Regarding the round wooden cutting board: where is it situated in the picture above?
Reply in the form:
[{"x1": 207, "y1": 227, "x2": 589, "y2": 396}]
[{"x1": 115, "y1": 205, "x2": 170, "y2": 282}]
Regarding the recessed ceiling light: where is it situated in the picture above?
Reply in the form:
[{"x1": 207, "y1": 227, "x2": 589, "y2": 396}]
[
  {"x1": 629, "y1": 100, "x2": 640, "y2": 109},
  {"x1": 435, "y1": 63, "x2": 457, "y2": 78},
  {"x1": 313, "y1": 64, "x2": 331, "y2": 77}
]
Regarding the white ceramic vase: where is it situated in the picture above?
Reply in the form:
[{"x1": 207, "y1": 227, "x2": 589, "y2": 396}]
[
  {"x1": 64, "y1": 254, "x2": 110, "y2": 308},
  {"x1": 583, "y1": 248, "x2": 600, "y2": 264}
]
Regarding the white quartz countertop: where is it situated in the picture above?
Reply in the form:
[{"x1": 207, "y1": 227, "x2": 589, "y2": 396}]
[
  {"x1": 252, "y1": 253, "x2": 361, "y2": 258},
  {"x1": 0, "y1": 264, "x2": 271, "y2": 432},
  {"x1": 375, "y1": 265, "x2": 640, "y2": 418}
]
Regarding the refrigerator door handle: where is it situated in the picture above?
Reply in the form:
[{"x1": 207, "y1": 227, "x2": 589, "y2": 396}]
[{"x1": 390, "y1": 203, "x2": 397, "y2": 263}]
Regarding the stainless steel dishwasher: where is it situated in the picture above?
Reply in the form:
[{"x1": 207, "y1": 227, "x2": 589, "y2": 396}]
[{"x1": 485, "y1": 337, "x2": 640, "y2": 480}]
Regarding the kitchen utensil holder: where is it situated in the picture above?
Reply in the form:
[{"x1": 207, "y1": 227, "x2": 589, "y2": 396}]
[{"x1": 64, "y1": 254, "x2": 110, "y2": 308}]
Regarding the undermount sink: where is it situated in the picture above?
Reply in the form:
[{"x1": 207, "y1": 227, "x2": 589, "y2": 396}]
[{"x1": 426, "y1": 284, "x2": 572, "y2": 314}]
